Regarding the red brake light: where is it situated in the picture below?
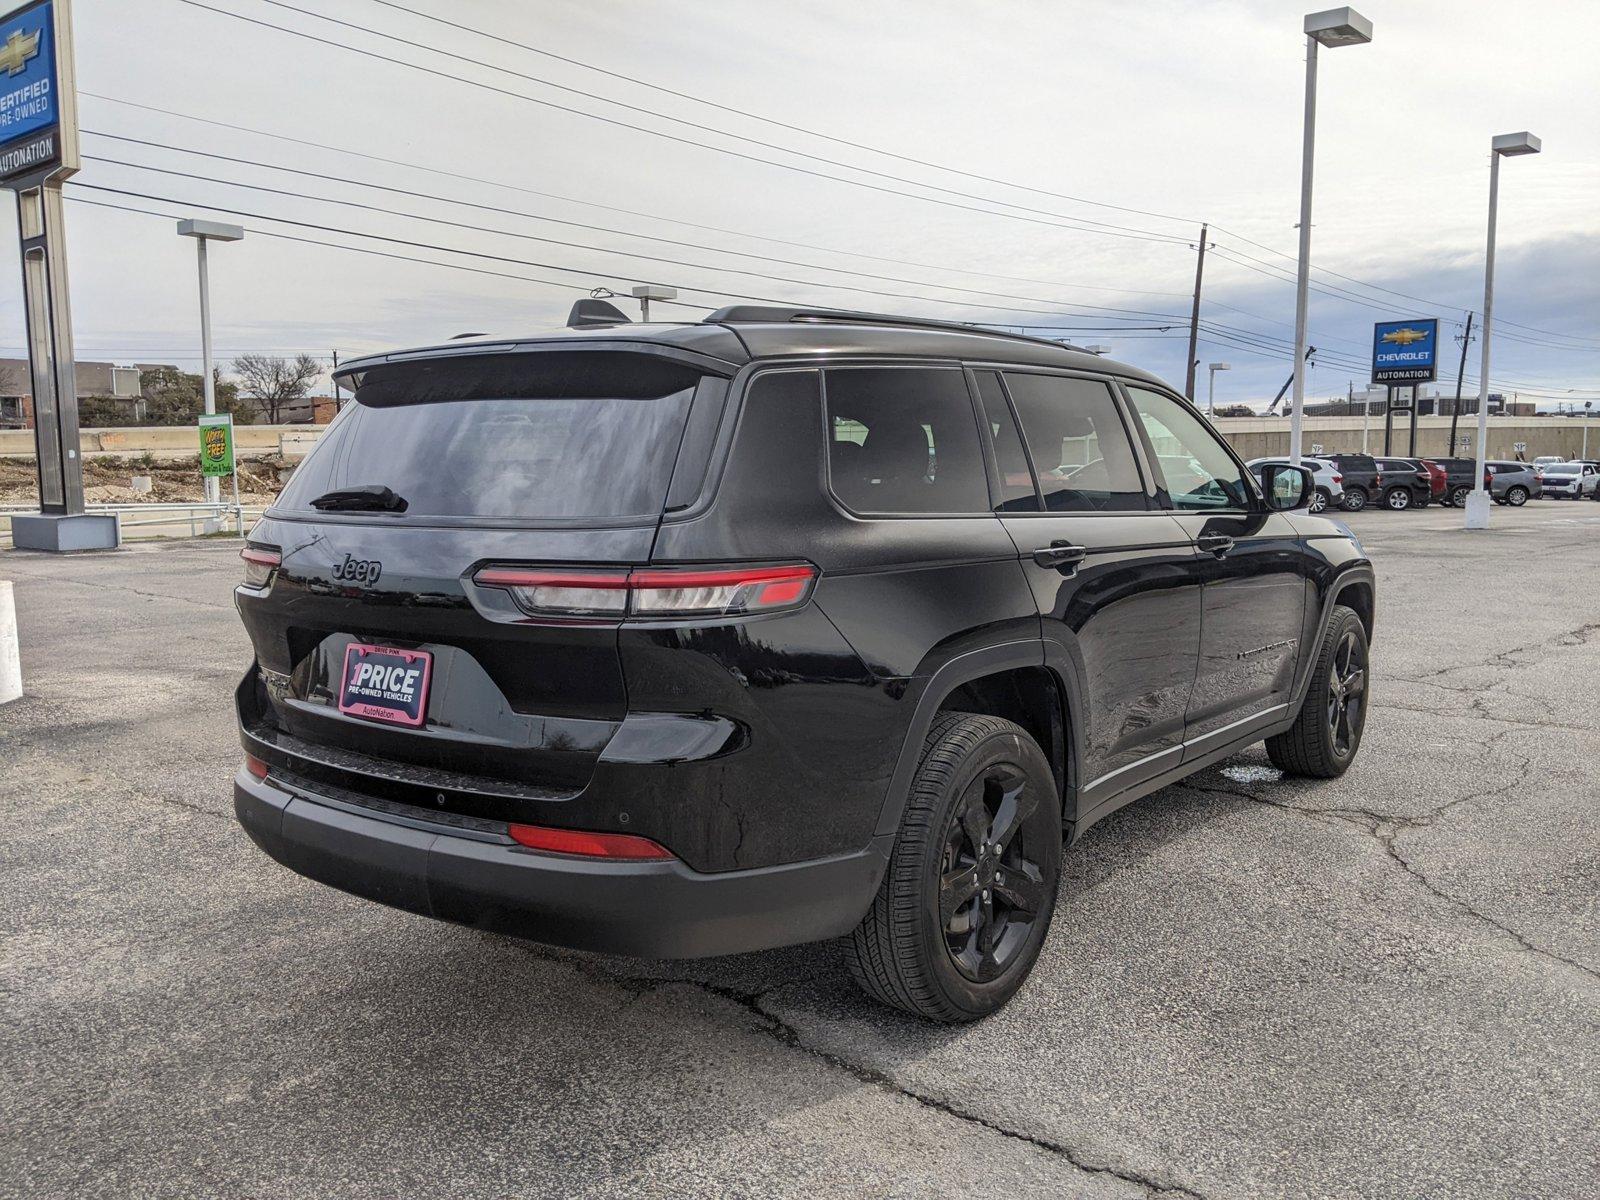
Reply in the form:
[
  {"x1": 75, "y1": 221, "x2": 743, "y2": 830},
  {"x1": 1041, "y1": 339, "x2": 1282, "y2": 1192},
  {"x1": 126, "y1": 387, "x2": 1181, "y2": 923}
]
[
  {"x1": 474, "y1": 563, "x2": 818, "y2": 622},
  {"x1": 241, "y1": 545, "x2": 281, "y2": 588},
  {"x1": 507, "y1": 823, "x2": 674, "y2": 861},
  {"x1": 244, "y1": 753, "x2": 270, "y2": 780},
  {"x1": 1333, "y1": 474, "x2": 1343, "y2": 483}
]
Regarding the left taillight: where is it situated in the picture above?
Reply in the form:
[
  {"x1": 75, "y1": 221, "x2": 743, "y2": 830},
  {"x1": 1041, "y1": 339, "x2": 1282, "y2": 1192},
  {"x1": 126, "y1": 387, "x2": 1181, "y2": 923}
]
[
  {"x1": 473, "y1": 563, "x2": 818, "y2": 622},
  {"x1": 241, "y1": 545, "x2": 281, "y2": 589}
]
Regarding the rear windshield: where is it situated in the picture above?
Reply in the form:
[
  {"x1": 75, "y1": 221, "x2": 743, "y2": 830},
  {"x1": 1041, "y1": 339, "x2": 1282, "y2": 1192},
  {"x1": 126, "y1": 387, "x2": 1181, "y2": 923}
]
[
  {"x1": 278, "y1": 352, "x2": 707, "y2": 522},
  {"x1": 1544, "y1": 465, "x2": 1578, "y2": 475}
]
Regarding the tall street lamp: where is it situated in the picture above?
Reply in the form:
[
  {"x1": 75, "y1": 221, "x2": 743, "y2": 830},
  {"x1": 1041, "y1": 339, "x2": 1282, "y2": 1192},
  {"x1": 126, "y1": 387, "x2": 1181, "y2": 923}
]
[
  {"x1": 1289, "y1": 7, "x2": 1373, "y2": 465},
  {"x1": 1464, "y1": 132, "x2": 1541, "y2": 530},
  {"x1": 1207, "y1": 362, "x2": 1231, "y2": 415},
  {"x1": 1584, "y1": 400, "x2": 1593, "y2": 461},
  {"x1": 178, "y1": 219, "x2": 244, "y2": 506}
]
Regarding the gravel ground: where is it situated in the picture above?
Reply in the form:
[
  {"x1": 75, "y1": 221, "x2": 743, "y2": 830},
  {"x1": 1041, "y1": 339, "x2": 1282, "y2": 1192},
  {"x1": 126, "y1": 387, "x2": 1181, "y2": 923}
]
[{"x1": 2, "y1": 500, "x2": 1596, "y2": 1199}]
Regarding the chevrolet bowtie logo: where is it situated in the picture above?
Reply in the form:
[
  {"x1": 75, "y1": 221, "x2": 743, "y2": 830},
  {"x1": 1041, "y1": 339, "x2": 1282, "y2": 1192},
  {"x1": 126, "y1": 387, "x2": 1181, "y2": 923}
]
[
  {"x1": 1380, "y1": 327, "x2": 1430, "y2": 346},
  {"x1": 0, "y1": 28, "x2": 41, "y2": 77}
]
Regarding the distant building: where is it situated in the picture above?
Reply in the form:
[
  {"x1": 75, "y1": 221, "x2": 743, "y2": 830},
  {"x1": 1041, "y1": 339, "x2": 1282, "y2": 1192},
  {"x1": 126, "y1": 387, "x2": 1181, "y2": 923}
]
[{"x1": 0, "y1": 359, "x2": 179, "y2": 429}]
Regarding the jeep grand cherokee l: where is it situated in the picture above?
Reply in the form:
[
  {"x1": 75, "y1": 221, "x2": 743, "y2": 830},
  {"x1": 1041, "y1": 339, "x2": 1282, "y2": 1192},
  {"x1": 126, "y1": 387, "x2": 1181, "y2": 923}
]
[{"x1": 233, "y1": 305, "x2": 1375, "y2": 1022}]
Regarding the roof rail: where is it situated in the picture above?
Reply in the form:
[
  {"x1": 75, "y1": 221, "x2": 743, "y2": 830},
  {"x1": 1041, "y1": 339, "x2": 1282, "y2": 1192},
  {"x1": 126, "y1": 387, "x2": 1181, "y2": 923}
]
[{"x1": 701, "y1": 305, "x2": 1088, "y2": 352}]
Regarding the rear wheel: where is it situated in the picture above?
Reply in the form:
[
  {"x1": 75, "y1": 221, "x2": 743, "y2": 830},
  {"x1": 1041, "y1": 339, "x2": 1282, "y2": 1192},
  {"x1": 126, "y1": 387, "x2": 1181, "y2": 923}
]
[
  {"x1": 1309, "y1": 488, "x2": 1330, "y2": 514},
  {"x1": 1341, "y1": 486, "x2": 1368, "y2": 512},
  {"x1": 1267, "y1": 606, "x2": 1368, "y2": 779},
  {"x1": 1384, "y1": 486, "x2": 1413, "y2": 511},
  {"x1": 846, "y1": 712, "x2": 1060, "y2": 1022},
  {"x1": 1450, "y1": 485, "x2": 1472, "y2": 507},
  {"x1": 1506, "y1": 485, "x2": 1529, "y2": 506}
]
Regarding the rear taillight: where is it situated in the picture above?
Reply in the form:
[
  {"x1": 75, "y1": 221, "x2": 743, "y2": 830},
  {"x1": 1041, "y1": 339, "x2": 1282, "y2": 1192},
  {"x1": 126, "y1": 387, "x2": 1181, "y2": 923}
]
[
  {"x1": 241, "y1": 545, "x2": 281, "y2": 588},
  {"x1": 507, "y1": 822, "x2": 674, "y2": 861},
  {"x1": 1332, "y1": 474, "x2": 1343, "y2": 483},
  {"x1": 473, "y1": 563, "x2": 818, "y2": 622}
]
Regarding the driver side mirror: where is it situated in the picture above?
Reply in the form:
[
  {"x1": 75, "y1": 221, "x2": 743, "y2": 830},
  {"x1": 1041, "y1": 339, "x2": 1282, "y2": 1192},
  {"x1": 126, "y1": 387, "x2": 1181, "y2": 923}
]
[{"x1": 1261, "y1": 463, "x2": 1314, "y2": 511}]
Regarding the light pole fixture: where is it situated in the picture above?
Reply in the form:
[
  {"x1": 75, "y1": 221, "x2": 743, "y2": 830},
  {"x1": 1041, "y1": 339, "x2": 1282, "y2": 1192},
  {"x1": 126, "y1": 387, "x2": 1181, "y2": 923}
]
[
  {"x1": 178, "y1": 218, "x2": 244, "y2": 506},
  {"x1": 1584, "y1": 400, "x2": 1593, "y2": 461},
  {"x1": 1207, "y1": 362, "x2": 1231, "y2": 415},
  {"x1": 1464, "y1": 131, "x2": 1540, "y2": 531},
  {"x1": 1289, "y1": 7, "x2": 1373, "y2": 467},
  {"x1": 629, "y1": 284, "x2": 677, "y2": 322}
]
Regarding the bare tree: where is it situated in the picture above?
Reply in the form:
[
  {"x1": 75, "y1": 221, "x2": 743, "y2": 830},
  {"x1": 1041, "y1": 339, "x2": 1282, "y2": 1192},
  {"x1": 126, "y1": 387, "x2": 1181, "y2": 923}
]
[{"x1": 230, "y1": 353, "x2": 322, "y2": 424}]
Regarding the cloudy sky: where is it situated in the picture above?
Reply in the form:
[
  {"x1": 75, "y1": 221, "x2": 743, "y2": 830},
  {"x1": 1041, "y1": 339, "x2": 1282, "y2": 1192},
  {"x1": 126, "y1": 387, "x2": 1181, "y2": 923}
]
[{"x1": 3, "y1": 0, "x2": 1597, "y2": 409}]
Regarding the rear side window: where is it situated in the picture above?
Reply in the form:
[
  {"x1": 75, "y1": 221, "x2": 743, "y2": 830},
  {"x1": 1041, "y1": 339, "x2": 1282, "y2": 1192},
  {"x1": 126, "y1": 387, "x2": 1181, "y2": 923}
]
[
  {"x1": 279, "y1": 352, "x2": 706, "y2": 522},
  {"x1": 1002, "y1": 373, "x2": 1146, "y2": 512},
  {"x1": 972, "y1": 371, "x2": 1039, "y2": 512},
  {"x1": 825, "y1": 367, "x2": 988, "y2": 514}
]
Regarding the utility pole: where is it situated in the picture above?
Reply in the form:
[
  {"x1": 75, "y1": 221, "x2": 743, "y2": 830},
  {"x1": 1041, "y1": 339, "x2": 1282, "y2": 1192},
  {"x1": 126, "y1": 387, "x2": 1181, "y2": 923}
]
[
  {"x1": 1184, "y1": 223, "x2": 1209, "y2": 401},
  {"x1": 1448, "y1": 312, "x2": 1474, "y2": 457}
]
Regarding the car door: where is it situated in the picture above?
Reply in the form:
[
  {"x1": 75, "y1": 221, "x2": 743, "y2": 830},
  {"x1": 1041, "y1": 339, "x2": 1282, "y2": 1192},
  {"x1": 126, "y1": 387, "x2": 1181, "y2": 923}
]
[
  {"x1": 971, "y1": 368, "x2": 1202, "y2": 805},
  {"x1": 1120, "y1": 384, "x2": 1309, "y2": 757}
]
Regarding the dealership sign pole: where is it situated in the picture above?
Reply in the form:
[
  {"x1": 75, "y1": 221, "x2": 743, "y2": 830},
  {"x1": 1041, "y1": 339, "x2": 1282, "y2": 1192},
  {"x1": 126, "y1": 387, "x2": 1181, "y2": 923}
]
[
  {"x1": 1371, "y1": 318, "x2": 1437, "y2": 460},
  {"x1": 2, "y1": 0, "x2": 115, "y2": 549}
]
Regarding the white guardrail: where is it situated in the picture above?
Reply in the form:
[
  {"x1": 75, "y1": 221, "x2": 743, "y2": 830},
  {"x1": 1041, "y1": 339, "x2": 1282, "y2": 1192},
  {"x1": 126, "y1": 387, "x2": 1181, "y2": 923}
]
[{"x1": 0, "y1": 502, "x2": 270, "y2": 547}]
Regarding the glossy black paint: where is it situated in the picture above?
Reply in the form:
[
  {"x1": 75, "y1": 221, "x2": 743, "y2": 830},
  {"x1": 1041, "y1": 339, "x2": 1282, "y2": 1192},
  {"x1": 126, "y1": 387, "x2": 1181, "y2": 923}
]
[{"x1": 235, "y1": 319, "x2": 1375, "y2": 957}]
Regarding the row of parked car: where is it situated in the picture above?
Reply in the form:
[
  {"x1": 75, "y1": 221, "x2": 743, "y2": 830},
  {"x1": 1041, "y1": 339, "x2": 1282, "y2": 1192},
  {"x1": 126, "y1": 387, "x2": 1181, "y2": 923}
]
[{"x1": 1245, "y1": 453, "x2": 1600, "y2": 513}]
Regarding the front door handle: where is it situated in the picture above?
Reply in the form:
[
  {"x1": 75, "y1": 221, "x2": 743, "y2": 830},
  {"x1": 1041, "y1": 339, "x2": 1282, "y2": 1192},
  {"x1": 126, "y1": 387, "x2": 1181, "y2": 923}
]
[
  {"x1": 1032, "y1": 541, "x2": 1089, "y2": 572},
  {"x1": 1197, "y1": 532, "x2": 1235, "y2": 556}
]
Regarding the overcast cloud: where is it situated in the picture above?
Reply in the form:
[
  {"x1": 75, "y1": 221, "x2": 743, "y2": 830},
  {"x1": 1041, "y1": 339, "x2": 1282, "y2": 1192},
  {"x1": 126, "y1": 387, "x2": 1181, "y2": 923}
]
[{"x1": 2, "y1": 0, "x2": 1596, "y2": 407}]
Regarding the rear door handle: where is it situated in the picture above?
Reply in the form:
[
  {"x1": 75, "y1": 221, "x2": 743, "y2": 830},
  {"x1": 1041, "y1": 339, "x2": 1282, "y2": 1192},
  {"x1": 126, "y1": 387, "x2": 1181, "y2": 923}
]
[
  {"x1": 1197, "y1": 533, "x2": 1235, "y2": 555},
  {"x1": 1032, "y1": 541, "x2": 1089, "y2": 572}
]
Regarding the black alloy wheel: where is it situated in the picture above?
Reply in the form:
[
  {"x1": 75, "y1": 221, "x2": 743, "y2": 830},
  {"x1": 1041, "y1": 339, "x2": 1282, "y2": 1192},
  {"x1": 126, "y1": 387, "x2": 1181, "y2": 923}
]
[
  {"x1": 1342, "y1": 487, "x2": 1368, "y2": 512},
  {"x1": 1325, "y1": 627, "x2": 1367, "y2": 759},
  {"x1": 938, "y1": 765, "x2": 1048, "y2": 983},
  {"x1": 846, "y1": 712, "x2": 1060, "y2": 1022}
]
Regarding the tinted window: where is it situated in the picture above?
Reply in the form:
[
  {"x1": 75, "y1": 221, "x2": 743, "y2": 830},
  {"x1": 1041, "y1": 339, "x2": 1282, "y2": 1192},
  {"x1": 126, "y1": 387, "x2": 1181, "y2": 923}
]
[
  {"x1": 973, "y1": 371, "x2": 1039, "y2": 512},
  {"x1": 1125, "y1": 386, "x2": 1251, "y2": 511},
  {"x1": 1002, "y1": 373, "x2": 1146, "y2": 512},
  {"x1": 279, "y1": 352, "x2": 702, "y2": 521},
  {"x1": 825, "y1": 367, "x2": 988, "y2": 514}
]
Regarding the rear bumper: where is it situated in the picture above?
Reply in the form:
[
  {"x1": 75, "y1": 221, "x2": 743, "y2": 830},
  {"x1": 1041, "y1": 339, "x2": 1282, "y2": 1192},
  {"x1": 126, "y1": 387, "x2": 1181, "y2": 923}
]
[{"x1": 235, "y1": 768, "x2": 888, "y2": 958}]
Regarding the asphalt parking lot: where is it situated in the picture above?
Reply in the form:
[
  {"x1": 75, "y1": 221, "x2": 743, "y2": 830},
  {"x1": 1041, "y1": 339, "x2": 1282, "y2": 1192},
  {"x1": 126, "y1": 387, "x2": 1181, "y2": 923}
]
[{"x1": 3, "y1": 502, "x2": 1597, "y2": 1199}]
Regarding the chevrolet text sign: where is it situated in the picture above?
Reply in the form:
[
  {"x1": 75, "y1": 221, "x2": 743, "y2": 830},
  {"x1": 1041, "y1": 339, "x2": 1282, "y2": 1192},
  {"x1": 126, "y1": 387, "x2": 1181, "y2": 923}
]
[
  {"x1": 0, "y1": 0, "x2": 70, "y2": 181},
  {"x1": 1372, "y1": 318, "x2": 1439, "y2": 384}
]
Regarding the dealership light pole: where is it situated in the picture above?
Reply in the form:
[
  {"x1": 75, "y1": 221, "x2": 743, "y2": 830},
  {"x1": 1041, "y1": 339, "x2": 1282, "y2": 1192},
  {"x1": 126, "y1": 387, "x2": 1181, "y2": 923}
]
[
  {"x1": 1584, "y1": 401, "x2": 1593, "y2": 460},
  {"x1": 1207, "y1": 362, "x2": 1230, "y2": 415},
  {"x1": 1289, "y1": 8, "x2": 1373, "y2": 466},
  {"x1": 1464, "y1": 132, "x2": 1540, "y2": 531},
  {"x1": 178, "y1": 219, "x2": 244, "y2": 505}
]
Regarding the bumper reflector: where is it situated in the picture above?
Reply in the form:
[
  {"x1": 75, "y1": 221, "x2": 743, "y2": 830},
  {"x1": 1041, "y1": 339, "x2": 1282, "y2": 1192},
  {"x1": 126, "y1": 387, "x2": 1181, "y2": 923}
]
[
  {"x1": 507, "y1": 823, "x2": 674, "y2": 861},
  {"x1": 244, "y1": 753, "x2": 270, "y2": 780}
]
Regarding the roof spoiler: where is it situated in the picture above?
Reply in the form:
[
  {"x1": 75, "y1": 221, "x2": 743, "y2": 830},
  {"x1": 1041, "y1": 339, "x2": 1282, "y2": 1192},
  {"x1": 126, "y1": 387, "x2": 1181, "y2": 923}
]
[
  {"x1": 700, "y1": 305, "x2": 1088, "y2": 352},
  {"x1": 567, "y1": 298, "x2": 633, "y2": 328}
]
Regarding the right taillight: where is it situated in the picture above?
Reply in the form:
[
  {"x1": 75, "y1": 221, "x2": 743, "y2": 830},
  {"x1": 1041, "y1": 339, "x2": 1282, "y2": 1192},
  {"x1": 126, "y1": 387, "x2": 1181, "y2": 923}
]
[
  {"x1": 473, "y1": 563, "x2": 818, "y2": 623},
  {"x1": 241, "y1": 545, "x2": 281, "y2": 588}
]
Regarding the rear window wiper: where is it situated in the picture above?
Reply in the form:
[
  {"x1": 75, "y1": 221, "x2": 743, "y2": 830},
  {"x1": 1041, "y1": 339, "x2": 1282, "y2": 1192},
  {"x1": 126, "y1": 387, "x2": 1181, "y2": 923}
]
[{"x1": 308, "y1": 485, "x2": 408, "y2": 513}]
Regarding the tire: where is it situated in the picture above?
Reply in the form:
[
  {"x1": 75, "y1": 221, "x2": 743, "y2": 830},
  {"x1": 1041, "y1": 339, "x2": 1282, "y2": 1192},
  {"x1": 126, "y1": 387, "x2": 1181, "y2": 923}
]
[
  {"x1": 1383, "y1": 486, "x2": 1413, "y2": 511},
  {"x1": 1505, "y1": 486, "x2": 1529, "y2": 507},
  {"x1": 1267, "y1": 606, "x2": 1369, "y2": 779},
  {"x1": 1341, "y1": 486, "x2": 1368, "y2": 512},
  {"x1": 1309, "y1": 488, "x2": 1330, "y2": 514},
  {"x1": 845, "y1": 712, "x2": 1061, "y2": 1022},
  {"x1": 1450, "y1": 485, "x2": 1472, "y2": 507}
]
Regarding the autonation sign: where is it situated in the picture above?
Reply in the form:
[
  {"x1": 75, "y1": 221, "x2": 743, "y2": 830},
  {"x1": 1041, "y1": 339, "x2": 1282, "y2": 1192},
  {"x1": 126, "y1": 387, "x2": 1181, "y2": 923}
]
[
  {"x1": 0, "y1": 0, "x2": 74, "y2": 182},
  {"x1": 1371, "y1": 318, "x2": 1439, "y2": 384}
]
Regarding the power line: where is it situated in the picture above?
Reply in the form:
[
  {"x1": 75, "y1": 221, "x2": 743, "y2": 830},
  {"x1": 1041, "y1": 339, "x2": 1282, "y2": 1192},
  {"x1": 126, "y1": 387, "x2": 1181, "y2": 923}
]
[
  {"x1": 358, "y1": 0, "x2": 1199, "y2": 230},
  {"x1": 173, "y1": 0, "x2": 1192, "y2": 249}
]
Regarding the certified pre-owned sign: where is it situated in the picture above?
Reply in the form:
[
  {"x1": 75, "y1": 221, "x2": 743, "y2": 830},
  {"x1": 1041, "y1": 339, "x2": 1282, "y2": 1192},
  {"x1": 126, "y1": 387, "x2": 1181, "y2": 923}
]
[
  {"x1": 0, "y1": 0, "x2": 75, "y2": 183},
  {"x1": 1372, "y1": 318, "x2": 1439, "y2": 384}
]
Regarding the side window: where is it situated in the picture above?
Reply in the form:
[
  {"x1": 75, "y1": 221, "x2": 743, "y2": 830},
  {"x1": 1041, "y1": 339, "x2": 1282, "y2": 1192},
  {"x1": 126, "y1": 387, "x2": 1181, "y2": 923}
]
[
  {"x1": 1002, "y1": 373, "x2": 1147, "y2": 512},
  {"x1": 824, "y1": 367, "x2": 989, "y2": 515},
  {"x1": 972, "y1": 371, "x2": 1039, "y2": 512},
  {"x1": 1124, "y1": 386, "x2": 1252, "y2": 512}
]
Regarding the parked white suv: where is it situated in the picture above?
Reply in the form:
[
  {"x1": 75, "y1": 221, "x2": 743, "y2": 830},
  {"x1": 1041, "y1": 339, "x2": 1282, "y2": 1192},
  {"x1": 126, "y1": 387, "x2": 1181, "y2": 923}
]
[
  {"x1": 1247, "y1": 457, "x2": 1344, "y2": 514},
  {"x1": 1539, "y1": 461, "x2": 1599, "y2": 499}
]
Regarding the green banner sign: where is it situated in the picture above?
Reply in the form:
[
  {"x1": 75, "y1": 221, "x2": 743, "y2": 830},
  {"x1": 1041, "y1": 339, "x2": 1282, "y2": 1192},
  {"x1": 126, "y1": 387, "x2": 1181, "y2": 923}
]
[{"x1": 198, "y1": 412, "x2": 234, "y2": 477}]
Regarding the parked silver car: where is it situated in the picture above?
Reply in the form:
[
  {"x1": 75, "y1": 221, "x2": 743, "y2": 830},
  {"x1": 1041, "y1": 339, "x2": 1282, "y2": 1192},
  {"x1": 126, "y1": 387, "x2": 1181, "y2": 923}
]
[{"x1": 1486, "y1": 461, "x2": 1542, "y2": 506}]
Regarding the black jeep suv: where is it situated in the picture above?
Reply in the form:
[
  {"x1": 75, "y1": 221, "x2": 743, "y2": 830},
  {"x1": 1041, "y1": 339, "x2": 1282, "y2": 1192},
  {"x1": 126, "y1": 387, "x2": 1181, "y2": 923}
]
[{"x1": 233, "y1": 306, "x2": 1375, "y2": 1021}]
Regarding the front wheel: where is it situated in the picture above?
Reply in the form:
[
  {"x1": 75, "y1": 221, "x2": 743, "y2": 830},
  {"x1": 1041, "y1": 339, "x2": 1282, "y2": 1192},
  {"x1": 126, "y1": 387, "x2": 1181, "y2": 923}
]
[
  {"x1": 1506, "y1": 485, "x2": 1529, "y2": 506},
  {"x1": 1341, "y1": 486, "x2": 1368, "y2": 512},
  {"x1": 1384, "y1": 486, "x2": 1413, "y2": 511},
  {"x1": 1267, "y1": 606, "x2": 1369, "y2": 778},
  {"x1": 846, "y1": 712, "x2": 1060, "y2": 1022}
]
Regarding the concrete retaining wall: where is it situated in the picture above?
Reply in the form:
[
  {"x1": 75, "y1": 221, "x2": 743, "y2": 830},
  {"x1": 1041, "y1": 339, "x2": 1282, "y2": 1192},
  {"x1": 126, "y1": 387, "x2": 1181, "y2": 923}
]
[{"x1": 0, "y1": 424, "x2": 323, "y2": 460}]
